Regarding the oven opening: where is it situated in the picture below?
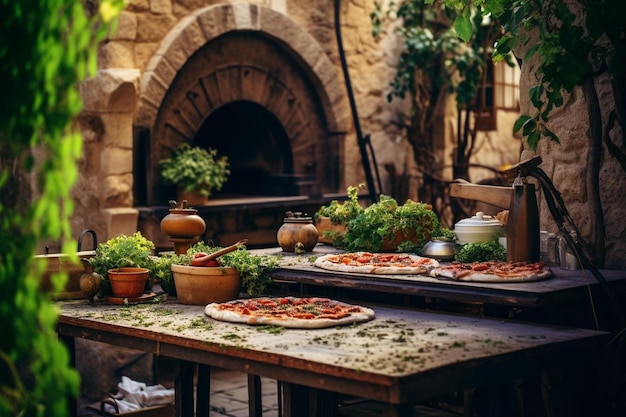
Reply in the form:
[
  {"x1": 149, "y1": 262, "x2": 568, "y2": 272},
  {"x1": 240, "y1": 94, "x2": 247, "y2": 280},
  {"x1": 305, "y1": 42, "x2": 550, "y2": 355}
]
[{"x1": 193, "y1": 100, "x2": 315, "y2": 196}]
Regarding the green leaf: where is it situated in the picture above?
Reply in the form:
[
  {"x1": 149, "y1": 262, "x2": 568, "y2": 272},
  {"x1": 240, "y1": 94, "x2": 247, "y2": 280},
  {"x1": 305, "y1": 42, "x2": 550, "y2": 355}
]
[
  {"x1": 527, "y1": 130, "x2": 541, "y2": 150},
  {"x1": 513, "y1": 115, "x2": 532, "y2": 134},
  {"x1": 454, "y1": 14, "x2": 473, "y2": 42}
]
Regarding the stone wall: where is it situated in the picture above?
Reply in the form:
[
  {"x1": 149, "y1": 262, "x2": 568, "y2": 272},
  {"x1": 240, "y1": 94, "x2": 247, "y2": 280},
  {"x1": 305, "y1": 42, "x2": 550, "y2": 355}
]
[{"x1": 517, "y1": 38, "x2": 626, "y2": 269}]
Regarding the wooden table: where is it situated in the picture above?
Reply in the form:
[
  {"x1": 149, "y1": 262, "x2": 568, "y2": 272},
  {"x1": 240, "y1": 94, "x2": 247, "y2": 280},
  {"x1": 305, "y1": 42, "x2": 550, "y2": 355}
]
[
  {"x1": 57, "y1": 299, "x2": 608, "y2": 417},
  {"x1": 254, "y1": 246, "x2": 626, "y2": 329}
]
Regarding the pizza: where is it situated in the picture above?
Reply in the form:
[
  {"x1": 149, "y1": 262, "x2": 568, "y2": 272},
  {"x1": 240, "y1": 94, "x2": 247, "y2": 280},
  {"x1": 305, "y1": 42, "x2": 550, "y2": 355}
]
[
  {"x1": 313, "y1": 252, "x2": 439, "y2": 275},
  {"x1": 429, "y1": 260, "x2": 552, "y2": 282},
  {"x1": 204, "y1": 296, "x2": 375, "y2": 329}
]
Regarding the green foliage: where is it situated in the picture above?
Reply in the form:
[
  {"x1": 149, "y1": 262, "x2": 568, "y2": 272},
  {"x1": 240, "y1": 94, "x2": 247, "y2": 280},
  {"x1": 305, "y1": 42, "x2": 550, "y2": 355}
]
[
  {"x1": 316, "y1": 184, "x2": 365, "y2": 225},
  {"x1": 152, "y1": 254, "x2": 177, "y2": 296},
  {"x1": 441, "y1": 0, "x2": 625, "y2": 150},
  {"x1": 159, "y1": 144, "x2": 231, "y2": 197},
  {"x1": 176, "y1": 243, "x2": 281, "y2": 297},
  {"x1": 455, "y1": 239, "x2": 506, "y2": 262},
  {"x1": 341, "y1": 195, "x2": 440, "y2": 252},
  {"x1": 0, "y1": 1, "x2": 123, "y2": 415}
]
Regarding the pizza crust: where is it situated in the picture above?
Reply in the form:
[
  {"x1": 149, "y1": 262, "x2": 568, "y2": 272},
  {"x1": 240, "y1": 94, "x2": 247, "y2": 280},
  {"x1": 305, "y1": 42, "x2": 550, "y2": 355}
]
[
  {"x1": 204, "y1": 297, "x2": 376, "y2": 329},
  {"x1": 314, "y1": 252, "x2": 439, "y2": 275}
]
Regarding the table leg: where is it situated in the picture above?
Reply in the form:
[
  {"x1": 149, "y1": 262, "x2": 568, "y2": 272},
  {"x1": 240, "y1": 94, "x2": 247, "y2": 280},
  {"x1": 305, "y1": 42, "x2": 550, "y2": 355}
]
[
  {"x1": 196, "y1": 364, "x2": 211, "y2": 417},
  {"x1": 248, "y1": 374, "x2": 263, "y2": 417},
  {"x1": 175, "y1": 360, "x2": 195, "y2": 417},
  {"x1": 58, "y1": 334, "x2": 78, "y2": 417},
  {"x1": 280, "y1": 382, "x2": 310, "y2": 417}
]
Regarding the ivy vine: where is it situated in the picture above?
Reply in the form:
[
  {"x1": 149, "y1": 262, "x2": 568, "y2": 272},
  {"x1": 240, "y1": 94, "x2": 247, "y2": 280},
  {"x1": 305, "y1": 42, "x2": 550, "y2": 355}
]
[{"x1": 0, "y1": 1, "x2": 123, "y2": 416}]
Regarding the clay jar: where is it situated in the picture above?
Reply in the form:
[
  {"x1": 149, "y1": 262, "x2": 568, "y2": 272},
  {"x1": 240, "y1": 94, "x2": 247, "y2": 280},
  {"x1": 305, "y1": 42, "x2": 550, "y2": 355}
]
[
  {"x1": 160, "y1": 200, "x2": 207, "y2": 254},
  {"x1": 277, "y1": 211, "x2": 319, "y2": 253}
]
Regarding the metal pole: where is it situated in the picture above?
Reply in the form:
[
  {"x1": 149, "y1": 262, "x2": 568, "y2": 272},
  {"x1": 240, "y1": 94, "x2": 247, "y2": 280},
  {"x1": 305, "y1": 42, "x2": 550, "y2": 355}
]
[{"x1": 334, "y1": 0, "x2": 379, "y2": 203}]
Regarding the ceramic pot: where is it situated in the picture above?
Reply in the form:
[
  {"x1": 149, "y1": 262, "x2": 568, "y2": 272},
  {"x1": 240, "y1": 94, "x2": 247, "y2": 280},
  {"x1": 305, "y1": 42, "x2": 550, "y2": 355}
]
[
  {"x1": 107, "y1": 267, "x2": 149, "y2": 298},
  {"x1": 160, "y1": 207, "x2": 206, "y2": 239},
  {"x1": 277, "y1": 212, "x2": 319, "y2": 252},
  {"x1": 454, "y1": 212, "x2": 505, "y2": 244},
  {"x1": 171, "y1": 264, "x2": 241, "y2": 305},
  {"x1": 35, "y1": 250, "x2": 96, "y2": 298},
  {"x1": 160, "y1": 203, "x2": 207, "y2": 254}
]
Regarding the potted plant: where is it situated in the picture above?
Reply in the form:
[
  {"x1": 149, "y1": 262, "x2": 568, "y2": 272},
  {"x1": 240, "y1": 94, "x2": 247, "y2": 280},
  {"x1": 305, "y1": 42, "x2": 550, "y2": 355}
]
[
  {"x1": 315, "y1": 184, "x2": 365, "y2": 245},
  {"x1": 341, "y1": 195, "x2": 441, "y2": 253},
  {"x1": 158, "y1": 144, "x2": 230, "y2": 206},
  {"x1": 89, "y1": 232, "x2": 156, "y2": 298}
]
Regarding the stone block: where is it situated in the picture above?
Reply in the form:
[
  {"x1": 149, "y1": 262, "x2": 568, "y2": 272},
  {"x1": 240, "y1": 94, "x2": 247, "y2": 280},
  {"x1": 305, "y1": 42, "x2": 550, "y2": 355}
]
[
  {"x1": 109, "y1": 11, "x2": 138, "y2": 41},
  {"x1": 99, "y1": 40, "x2": 135, "y2": 69},
  {"x1": 102, "y1": 207, "x2": 140, "y2": 240}
]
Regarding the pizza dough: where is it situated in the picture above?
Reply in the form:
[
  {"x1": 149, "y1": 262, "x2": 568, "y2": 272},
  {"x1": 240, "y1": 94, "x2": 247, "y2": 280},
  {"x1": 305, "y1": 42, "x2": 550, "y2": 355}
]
[
  {"x1": 205, "y1": 297, "x2": 375, "y2": 329},
  {"x1": 314, "y1": 252, "x2": 439, "y2": 275},
  {"x1": 430, "y1": 261, "x2": 553, "y2": 282}
]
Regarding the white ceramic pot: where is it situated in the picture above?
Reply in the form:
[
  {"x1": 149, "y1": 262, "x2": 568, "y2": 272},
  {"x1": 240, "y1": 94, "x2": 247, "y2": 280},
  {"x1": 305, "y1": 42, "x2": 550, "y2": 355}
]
[{"x1": 454, "y1": 212, "x2": 505, "y2": 244}]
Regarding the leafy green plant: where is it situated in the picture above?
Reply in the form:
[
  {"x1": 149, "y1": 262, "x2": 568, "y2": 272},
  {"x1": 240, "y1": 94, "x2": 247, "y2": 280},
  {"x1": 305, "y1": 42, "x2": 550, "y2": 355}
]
[
  {"x1": 175, "y1": 242, "x2": 281, "y2": 297},
  {"x1": 152, "y1": 254, "x2": 177, "y2": 296},
  {"x1": 159, "y1": 144, "x2": 230, "y2": 197},
  {"x1": 0, "y1": 1, "x2": 123, "y2": 415},
  {"x1": 316, "y1": 184, "x2": 365, "y2": 225},
  {"x1": 341, "y1": 195, "x2": 440, "y2": 252},
  {"x1": 455, "y1": 239, "x2": 506, "y2": 263},
  {"x1": 89, "y1": 232, "x2": 156, "y2": 295}
]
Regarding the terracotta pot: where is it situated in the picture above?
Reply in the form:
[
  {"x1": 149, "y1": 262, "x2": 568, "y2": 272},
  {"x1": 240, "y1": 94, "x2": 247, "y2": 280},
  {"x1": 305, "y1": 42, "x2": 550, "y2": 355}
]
[
  {"x1": 380, "y1": 229, "x2": 419, "y2": 251},
  {"x1": 315, "y1": 216, "x2": 347, "y2": 245},
  {"x1": 171, "y1": 264, "x2": 241, "y2": 305},
  {"x1": 107, "y1": 267, "x2": 150, "y2": 298},
  {"x1": 177, "y1": 189, "x2": 209, "y2": 207},
  {"x1": 160, "y1": 207, "x2": 206, "y2": 239}
]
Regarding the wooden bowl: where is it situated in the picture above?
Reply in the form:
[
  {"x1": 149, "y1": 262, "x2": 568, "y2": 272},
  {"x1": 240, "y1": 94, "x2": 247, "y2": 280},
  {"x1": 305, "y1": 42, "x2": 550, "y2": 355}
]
[{"x1": 171, "y1": 264, "x2": 241, "y2": 305}]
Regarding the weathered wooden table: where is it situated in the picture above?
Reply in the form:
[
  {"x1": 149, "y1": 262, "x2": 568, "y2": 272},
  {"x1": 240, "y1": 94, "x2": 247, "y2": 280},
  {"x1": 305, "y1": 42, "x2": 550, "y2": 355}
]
[
  {"x1": 57, "y1": 299, "x2": 608, "y2": 417},
  {"x1": 254, "y1": 246, "x2": 626, "y2": 329}
]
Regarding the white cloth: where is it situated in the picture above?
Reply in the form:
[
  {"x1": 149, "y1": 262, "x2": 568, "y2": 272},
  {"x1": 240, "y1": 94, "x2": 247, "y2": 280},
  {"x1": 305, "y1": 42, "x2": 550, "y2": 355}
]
[{"x1": 103, "y1": 376, "x2": 175, "y2": 414}]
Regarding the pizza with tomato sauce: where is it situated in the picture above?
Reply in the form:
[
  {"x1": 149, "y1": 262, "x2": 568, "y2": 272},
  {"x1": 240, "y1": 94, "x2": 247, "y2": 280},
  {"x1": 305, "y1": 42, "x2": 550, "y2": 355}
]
[
  {"x1": 204, "y1": 297, "x2": 375, "y2": 329},
  {"x1": 429, "y1": 260, "x2": 552, "y2": 282},
  {"x1": 313, "y1": 252, "x2": 439, "y2": 275}
]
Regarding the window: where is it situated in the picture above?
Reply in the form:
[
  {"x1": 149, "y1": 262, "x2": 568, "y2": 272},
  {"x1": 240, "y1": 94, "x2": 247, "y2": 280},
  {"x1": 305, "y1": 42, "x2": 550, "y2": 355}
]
[{"x1": 474, "y1": 57, "x2": 521, "y2": 131}]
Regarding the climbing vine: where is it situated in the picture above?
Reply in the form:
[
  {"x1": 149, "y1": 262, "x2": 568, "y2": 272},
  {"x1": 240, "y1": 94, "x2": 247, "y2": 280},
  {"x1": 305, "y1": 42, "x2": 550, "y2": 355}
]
[{"x1": 0, "y1": 1, "x2": 123, "y2": 416}]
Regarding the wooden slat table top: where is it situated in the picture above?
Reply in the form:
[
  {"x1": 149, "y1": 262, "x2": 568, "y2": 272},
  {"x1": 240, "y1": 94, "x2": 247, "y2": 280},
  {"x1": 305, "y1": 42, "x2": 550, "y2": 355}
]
[
  {"x1": 253, "y1": 246, "x2": 626, "y2": 308},
  {"x1": 57, "y1": 299, "x2": 608, "y2": 404}
]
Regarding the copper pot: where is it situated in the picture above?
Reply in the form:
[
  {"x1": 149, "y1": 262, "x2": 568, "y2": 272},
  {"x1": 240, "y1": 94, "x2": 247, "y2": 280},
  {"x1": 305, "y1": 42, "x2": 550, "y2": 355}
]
[{"x1": 277, "y1": 211, "x2": 319, "y2": 253}]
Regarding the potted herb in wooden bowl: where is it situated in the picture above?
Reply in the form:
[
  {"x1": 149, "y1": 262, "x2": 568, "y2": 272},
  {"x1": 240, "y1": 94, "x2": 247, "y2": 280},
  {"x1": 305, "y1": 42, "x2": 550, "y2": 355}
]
[
  {"x1": 158, "y1": 144, "x2": 230, "y2": 206},
  {"x1": 89, "y1": 232, "x2": 156, "y2": 299}
]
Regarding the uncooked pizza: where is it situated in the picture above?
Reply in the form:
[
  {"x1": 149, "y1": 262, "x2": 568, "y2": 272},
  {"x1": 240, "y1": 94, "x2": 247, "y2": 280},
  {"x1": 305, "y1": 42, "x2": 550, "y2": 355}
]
[
  {"x1": 429, "y1": 260, "x2": 553, "y2": 282},
  {"x1": 204, "y1": 296, "x2": 375, "y2": 329},
  {"x1": 313, "y1": 252, "x2": 439, "y2": 275}
]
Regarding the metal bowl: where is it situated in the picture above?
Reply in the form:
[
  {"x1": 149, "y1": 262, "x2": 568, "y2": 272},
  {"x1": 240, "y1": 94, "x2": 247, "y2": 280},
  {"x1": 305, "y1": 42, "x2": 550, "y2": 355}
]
[{"x1": 422, "y1": 240, "x2": 458, "y2": 262}]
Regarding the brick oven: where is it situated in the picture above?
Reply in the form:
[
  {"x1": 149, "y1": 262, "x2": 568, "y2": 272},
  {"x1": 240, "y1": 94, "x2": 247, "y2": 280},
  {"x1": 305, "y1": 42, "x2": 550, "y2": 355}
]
[{"x1": 132, "y1": 3, "x2": 352, "y2": 249}]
